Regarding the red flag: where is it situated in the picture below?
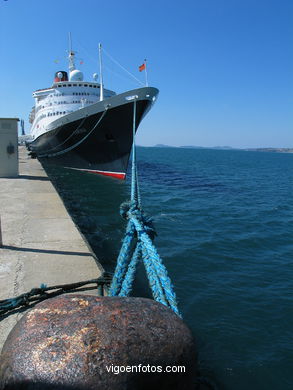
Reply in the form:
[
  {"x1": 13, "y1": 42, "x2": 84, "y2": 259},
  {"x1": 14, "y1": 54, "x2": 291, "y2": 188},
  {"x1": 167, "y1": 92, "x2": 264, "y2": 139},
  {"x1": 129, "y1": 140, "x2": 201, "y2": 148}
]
[{"x1": 139, "y1": 63, "x2": 146, "y2": 72}]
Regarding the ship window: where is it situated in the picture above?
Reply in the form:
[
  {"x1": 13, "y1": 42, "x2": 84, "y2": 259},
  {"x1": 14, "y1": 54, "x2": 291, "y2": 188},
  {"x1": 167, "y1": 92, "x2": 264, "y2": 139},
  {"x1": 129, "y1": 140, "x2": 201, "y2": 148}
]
[
  {"x1": 58, "y1": 84, "x2": 62, "y2": 87},
  {"x1": 84, "y1": 84, "x2": 88, "y2": 87},
  {"x1": 73, "y1": 84, "x2": 77, "y2": 86},
  {"x1": 68, "y1": 84, "x2": 72, "y2": 87},
  {"x1": 79, "y1": 84, "x2": 82, "y2": 86}
]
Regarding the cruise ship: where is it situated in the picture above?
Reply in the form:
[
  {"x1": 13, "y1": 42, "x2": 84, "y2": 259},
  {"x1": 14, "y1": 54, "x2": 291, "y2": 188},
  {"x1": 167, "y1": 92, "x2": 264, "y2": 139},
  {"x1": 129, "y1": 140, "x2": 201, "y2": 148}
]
[{"x1": 28, "y1": 44, "x2": 158, "y2": 179}]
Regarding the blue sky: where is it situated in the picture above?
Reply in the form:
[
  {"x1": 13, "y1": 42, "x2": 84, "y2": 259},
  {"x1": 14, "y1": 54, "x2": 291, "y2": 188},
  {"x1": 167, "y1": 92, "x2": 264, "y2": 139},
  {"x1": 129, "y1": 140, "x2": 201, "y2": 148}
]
[{"x1": 0, "y1": 0, "x2": 292, "y2": 148}]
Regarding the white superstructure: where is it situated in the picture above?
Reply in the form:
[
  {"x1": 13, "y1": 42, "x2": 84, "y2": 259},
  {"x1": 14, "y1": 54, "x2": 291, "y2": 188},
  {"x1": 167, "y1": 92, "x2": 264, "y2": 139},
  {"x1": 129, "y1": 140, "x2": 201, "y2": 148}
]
[{"x1": 30, "y1": 48, "x2": 115, "y2": 141}]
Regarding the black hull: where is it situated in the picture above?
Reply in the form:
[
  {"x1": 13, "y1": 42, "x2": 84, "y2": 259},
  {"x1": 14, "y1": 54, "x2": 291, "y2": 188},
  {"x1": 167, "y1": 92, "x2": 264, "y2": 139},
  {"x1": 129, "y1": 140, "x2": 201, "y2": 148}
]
[{"x1": 29, "y1": 87, "x2": 158, "y2": 179}]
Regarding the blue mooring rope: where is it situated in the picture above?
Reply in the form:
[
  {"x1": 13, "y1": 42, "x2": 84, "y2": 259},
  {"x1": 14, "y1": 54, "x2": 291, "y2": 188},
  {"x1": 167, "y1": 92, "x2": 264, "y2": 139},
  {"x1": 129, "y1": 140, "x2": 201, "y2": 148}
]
[{"x1": 109, "y1": 99, "x2": 181, "y2": 317}]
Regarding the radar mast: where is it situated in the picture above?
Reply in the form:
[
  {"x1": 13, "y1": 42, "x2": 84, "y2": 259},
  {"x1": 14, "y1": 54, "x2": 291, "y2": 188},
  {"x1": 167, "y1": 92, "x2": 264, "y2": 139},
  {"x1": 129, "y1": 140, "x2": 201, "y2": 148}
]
[{"x1": 68, "y1": 32, "x2": 76, "y2": 72}]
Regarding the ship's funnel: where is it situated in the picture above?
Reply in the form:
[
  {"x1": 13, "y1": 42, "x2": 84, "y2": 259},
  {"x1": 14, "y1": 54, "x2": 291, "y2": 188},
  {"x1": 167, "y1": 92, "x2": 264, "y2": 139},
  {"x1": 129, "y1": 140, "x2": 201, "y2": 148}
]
[{"x1": 54, "y1": 71, "x2": 68, "y2": 82}]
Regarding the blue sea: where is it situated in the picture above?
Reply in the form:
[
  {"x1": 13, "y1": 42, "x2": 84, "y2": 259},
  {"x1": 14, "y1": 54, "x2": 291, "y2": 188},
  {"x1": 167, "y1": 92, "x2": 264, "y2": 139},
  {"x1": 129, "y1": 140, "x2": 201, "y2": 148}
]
[{"x1": 44, "y1": 147, "x2": 293, "y2": 390}]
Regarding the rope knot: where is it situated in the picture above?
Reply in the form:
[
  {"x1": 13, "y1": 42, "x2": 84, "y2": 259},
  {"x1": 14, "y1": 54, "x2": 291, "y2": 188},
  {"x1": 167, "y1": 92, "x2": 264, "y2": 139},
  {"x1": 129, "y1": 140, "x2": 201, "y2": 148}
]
[
  {"x1": 119, "y1": 200, "x2": 140, "y2": 219},
  {"x1": 119, "y1": 201, "x2": 132, "y2": 220},
  {"x1": 139, "y1": 214, "x2": 157, "y2": 241},
  {"x1": 120, "y1": 201, "x2": 157, "y2": 240}
]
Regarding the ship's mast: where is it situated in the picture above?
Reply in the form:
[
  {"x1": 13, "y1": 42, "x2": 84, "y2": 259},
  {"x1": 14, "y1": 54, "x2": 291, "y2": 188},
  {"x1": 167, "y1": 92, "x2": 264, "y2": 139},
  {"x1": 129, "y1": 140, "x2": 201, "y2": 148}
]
[
  {"x1": 68, "y1": 32, "x2": 75, "y2": 72},
  {"x1": 99, "y1": 43, "x2": 104, "y2": 101},
  {"x1": 144, "y1": 59, "x2": 149, "y2": 87}
]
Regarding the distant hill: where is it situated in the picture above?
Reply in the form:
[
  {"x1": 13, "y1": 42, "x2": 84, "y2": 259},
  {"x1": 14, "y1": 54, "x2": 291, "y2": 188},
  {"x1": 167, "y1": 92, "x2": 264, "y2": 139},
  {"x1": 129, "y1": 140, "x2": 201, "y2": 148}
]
[
  {"x1": 180, "y1": 145, "x2": 236, "y2": 150},
  {"x1": 153, "y1": 144, "x2": 176, "y2": 148},
  {"x1": 179, "y1": 145, "x2": 205, "y2": 149},
  {"x1": 152, "y1": 145, "x2": 293, "y2": 153},
  {"x1": 245, "y1": 148, "x2": 293, "y2": 153},
  {"x1": 154, "y1": 144, "x2": 237, "y2": 150},
  {"x1": 210, "y1": 146, "x2": 236, "y2": 150}
]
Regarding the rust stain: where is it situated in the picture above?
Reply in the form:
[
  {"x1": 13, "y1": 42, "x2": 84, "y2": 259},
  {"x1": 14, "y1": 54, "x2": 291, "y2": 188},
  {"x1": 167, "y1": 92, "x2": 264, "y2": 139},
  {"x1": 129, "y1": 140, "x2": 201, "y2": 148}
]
[
  {"x1": 26, "y1": 307, "x2": 81, "y2": 322},
  {"x1": 71, "y1": 297, "x2": 90, "y2": 307},
  {"x1": 31, "y1": 326, "x2": 100, "y2": 373}
]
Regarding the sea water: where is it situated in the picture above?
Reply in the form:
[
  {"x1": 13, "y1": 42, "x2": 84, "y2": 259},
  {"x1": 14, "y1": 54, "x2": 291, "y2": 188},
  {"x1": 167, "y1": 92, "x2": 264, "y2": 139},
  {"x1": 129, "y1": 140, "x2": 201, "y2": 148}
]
[{"x1": 44, "y1": 147, "x2": 293, "y2": 390}]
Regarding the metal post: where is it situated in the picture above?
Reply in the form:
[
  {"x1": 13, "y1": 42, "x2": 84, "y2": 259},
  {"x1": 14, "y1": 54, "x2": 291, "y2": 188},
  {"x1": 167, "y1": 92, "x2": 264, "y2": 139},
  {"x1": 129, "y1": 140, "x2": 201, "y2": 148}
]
[
  {"x1": 144, "y1": 59, "x2": 148, "y2": 87},
  {"x1": 99, "y1": 43, "x2": 104, "y2": 101},
  {"x1": 97, "y1": 284, "x2": 104, "y2": 296}
]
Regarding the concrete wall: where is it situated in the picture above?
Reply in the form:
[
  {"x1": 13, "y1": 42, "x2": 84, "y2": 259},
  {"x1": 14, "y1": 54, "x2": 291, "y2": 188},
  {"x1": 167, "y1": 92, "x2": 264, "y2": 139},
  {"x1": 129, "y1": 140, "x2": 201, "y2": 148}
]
[{"x1": 0, "y1": 118, "x2": 19, "y2": 177}]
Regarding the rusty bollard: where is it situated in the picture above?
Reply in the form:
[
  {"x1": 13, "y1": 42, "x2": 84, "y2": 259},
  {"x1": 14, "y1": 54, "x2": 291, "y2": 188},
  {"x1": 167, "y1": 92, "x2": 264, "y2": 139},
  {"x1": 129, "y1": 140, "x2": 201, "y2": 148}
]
[{"x1": 0, "y1": 295, "x2": 197, "y2": 390}]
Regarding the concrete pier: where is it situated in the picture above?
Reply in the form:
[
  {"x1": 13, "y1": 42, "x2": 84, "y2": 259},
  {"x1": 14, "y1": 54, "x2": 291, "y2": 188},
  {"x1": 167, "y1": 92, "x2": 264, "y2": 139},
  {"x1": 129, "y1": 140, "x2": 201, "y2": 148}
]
[{"x1": 0, "y1": 147, "x2": 103, "y2": 351}]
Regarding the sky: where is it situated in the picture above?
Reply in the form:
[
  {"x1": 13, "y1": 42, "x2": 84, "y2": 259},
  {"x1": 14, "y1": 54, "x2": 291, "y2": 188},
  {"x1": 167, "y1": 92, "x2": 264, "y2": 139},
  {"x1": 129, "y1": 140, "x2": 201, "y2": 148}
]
[{"x1": 0, "y1": 0, "x2": 292, "y2": 148}]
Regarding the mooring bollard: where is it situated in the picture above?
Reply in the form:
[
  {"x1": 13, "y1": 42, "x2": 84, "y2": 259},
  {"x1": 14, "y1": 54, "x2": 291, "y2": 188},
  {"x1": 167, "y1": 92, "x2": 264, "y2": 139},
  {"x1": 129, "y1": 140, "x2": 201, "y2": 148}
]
[{"x1": 0, "y1": 295, "x2": 197, "y2": 390}]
